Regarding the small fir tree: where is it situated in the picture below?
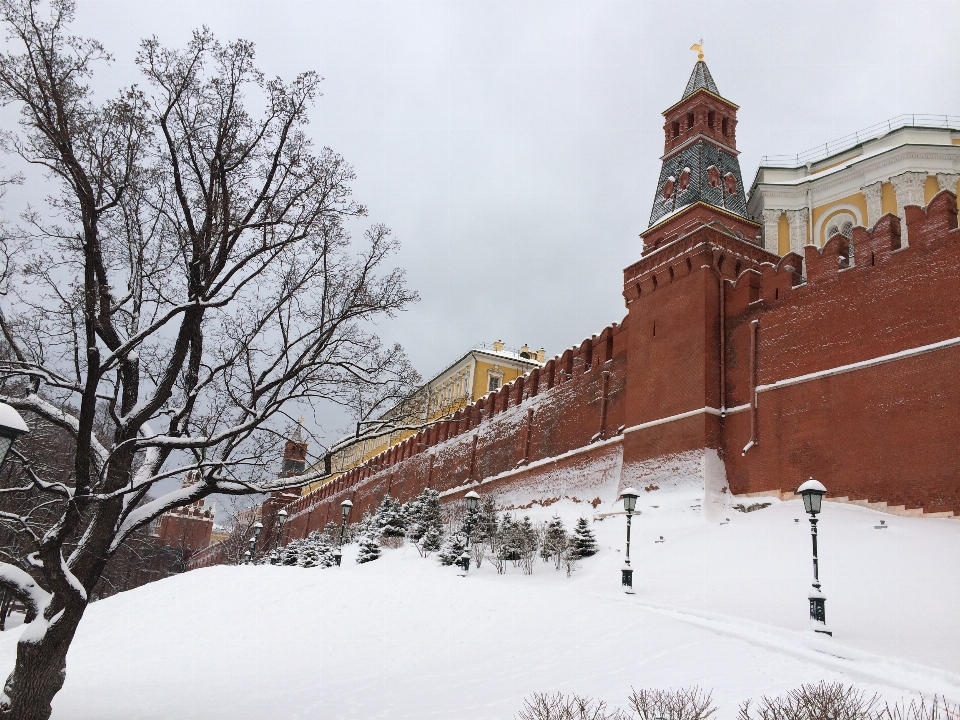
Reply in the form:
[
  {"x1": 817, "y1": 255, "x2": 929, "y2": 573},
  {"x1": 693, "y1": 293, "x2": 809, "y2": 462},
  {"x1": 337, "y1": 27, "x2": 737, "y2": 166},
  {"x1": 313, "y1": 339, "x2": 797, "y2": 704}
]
[
  {"x1": 301, "y1": 532, "x2": 335, "y2": 568},
  {"x1": 498, "y1": 513, "x2": 521, "y2": 563},
  {"x1": 281, "y1": 539, "x2": 304, "y2": 566},
  {"x1": 438, "y1": 533, "x2": 466, "y2": 566},
  {"x1": 377, "y1": 495, "x2": 406, "y2": 538},
  {"x1": 356, "y1": 531, "x2": 381, "y2": 564},
  {"x1": 570, "y1": 518, "x2": 598, "y2": 559},
  {"x1": 418, "y1": 525, "x2": 443, "y2": 557},
  {"x1": 475, "y1": 495, "x2": 499, "y2": 543},
  {"x1": 517, "y1": 516, "x2": 539, "y2": 575},
  {"x1": 299, "y1": 542, "x2": 322, "y2": 568},
  {"x1": 407, "y1": 488, "x2": 443, "y2": 544},
  {"x1": 541, "y1": 516, "x2": 568, "y2": 569},
  {"x1": 462, "y1": 502, "x2": 481, "y2": 544}
]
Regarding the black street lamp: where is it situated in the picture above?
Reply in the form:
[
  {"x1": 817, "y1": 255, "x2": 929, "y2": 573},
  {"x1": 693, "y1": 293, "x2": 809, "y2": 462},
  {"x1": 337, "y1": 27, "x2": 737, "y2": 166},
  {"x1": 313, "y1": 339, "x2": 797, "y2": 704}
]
[
  {"x1": 797, "y1": 478, "x2": 831, "y2": 636},
  {"x1": 271, "y1": 508, "x2": 288, "y2": 563},
  {"x1": 460, "y1": 490, "x2": 480, "y2": 574},
  {"x1": 244, "y1": 521, "x2": 264, "y2": 565},
  {"x1": 334, "y1": 499, "x2": 353, "y2": 566},
  {"x1": 245, "y1": 521, "x2": 263, "y2": 564},
  {"x1": 618, "y1": 487, "x2": 639, "y2": 594},
  {"x1": 0, "y1": 402, "x2": 29, "y2": 470}
]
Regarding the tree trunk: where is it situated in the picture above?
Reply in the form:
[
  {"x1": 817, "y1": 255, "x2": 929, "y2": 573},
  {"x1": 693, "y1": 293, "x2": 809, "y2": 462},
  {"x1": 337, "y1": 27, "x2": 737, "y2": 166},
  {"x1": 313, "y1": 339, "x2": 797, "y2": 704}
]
[{"x1": 0, "y1": 602, "x2": 85, "y2": 720}]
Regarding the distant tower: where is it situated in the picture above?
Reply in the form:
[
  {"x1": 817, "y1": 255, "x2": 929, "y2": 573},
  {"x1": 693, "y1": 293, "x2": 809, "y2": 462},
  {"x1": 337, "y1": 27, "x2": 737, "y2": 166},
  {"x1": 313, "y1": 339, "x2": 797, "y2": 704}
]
[
  {"x1": 641, "y1": 54, "x2": 759, "y2": 254},
  {"x1": 280, "y1": 421, "x2": 308, "y2": 478},
  {"x1": 154, "y1": 470, "x2": 215, "y2": 558}
]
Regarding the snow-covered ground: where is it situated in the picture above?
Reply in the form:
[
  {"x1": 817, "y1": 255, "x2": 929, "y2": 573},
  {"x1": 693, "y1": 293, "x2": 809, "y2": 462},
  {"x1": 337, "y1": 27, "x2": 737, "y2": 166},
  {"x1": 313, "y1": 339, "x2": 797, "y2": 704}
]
[{"x1": 2, "y1": 479, "x2": 958, "y2": 719}]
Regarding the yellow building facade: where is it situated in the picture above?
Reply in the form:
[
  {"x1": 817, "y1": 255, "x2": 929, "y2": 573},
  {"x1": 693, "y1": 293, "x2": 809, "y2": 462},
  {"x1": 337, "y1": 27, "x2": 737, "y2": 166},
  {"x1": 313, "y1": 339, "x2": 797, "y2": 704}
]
[
  {"x1": 748, "y1": 117, "x2": 960, "y2": 256},
  {"x1": 314, "y1": 342, "x2": 545, "y2": 490}
]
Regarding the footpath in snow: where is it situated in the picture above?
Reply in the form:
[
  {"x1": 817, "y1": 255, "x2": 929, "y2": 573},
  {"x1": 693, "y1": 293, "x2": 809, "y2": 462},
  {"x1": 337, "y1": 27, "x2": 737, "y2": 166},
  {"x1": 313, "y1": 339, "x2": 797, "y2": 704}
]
[{"x1": 1, "y1": 479, "x2": 958, "y2": 719}]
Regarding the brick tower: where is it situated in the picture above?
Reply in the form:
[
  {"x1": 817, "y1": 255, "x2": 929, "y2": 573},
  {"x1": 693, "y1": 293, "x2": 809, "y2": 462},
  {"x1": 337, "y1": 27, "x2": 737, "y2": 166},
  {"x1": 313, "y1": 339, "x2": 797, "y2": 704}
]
[
  {"x1": 641, "y1": 57, "x2": 759, "y2": 255},
  {"x1": 280, "y1": 421, "x2": 308, "y2": 478},
  {"x1": 619, "y1": 56, "x2": 777, "y2": 492}
]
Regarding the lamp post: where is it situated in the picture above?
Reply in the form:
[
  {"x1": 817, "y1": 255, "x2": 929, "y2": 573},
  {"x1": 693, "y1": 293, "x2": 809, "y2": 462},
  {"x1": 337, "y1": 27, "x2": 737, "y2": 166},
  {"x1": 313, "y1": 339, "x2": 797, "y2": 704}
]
[
  {"x1": 618, "y1": 488, "x2": 639, "y2": 594},
  {"x1": 460, "y1": 491, "x2": 480, "y2": 574},
  {"x1": 797, "y1": 478, "x2": 831, "y2": 636},
  {"x1": 334, "y1": 499, "x2": 353, "y2": 566},
  {"x1": 272, "y1": 508, "x2": 288, "y2": 563},
  {"x1": 0, "y1": 402, "x2": 30, "y2": 470},
  {"x1": 245, "y1": 521, "x2": 264, "y2": 564}
]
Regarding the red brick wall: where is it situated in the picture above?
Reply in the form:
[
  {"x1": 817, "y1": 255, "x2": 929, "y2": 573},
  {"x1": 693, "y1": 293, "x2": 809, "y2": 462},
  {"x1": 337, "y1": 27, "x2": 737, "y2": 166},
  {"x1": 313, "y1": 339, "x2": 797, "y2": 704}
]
[
  {"x1": 721, "y1": 192, "x2": 960, "y2": 512},
  {"x1": 156, "y1": 512, "x2": 213, "y2": 555},
  {"x1": 277, "y1": 191, "x2": 960, "y2": 547}
]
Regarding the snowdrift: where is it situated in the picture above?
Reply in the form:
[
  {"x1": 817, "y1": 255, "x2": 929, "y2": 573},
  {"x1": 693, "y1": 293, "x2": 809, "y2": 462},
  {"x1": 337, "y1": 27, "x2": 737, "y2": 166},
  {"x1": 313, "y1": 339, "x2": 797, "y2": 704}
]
[{"x1": 1, "y1": 479, "x2": 958, "y2": 719}]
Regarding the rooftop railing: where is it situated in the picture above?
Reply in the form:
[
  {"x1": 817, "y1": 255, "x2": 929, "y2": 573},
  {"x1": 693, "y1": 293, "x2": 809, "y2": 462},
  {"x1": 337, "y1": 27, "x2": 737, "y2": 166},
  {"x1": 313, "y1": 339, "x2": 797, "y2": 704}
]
[
  {"x1": 759, "y1": 114, "x2": 960, "y2": 169},
  {"x1": 472, "y1": 342, "x2": 532, "y2": 359}
]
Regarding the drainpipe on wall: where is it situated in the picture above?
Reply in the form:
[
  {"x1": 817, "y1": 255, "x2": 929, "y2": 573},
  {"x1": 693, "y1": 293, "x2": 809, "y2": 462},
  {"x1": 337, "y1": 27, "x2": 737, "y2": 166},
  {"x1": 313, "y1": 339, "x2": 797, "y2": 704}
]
[
  {"x1": 711, "y1": 263, "x2": 727, "y2": 415},
  {"x1": 742, "y1": 319, "x2": 759, "y2": 456}
]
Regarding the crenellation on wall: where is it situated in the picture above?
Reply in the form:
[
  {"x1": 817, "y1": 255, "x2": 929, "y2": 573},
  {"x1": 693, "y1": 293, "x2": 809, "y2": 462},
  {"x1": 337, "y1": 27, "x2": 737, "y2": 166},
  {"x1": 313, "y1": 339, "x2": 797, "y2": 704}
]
[
  {"x1": 281, "y1": 321, "x2": 631, "y2": 537},
  {"x1": 272, "y1": 96, "x2": 960, "y2": 551},
  {"x1": 718, "y1": 189, "x2": 960, "y2": 513},
  {"x1": 903, "y1": 190, "x2": 959, "y2": 249}
]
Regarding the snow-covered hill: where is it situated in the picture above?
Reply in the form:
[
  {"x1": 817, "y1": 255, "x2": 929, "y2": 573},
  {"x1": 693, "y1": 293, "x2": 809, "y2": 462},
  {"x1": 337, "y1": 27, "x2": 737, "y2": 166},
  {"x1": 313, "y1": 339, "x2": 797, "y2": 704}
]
[{"x1": 2, "y1": 480, "x2": 959, "y2": 719}]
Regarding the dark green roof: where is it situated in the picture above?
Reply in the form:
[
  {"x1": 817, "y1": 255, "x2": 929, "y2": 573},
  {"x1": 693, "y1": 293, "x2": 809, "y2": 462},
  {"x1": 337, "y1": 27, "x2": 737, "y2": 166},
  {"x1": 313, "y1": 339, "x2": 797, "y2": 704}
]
[{"x1": 682, "y1": 61, "x2": 719, "y2": 99}]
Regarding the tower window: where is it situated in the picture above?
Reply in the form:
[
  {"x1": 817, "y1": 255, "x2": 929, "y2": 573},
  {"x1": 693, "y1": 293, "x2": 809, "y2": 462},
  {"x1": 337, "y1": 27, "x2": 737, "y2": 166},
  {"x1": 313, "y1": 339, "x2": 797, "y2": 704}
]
[
  {"x1": 663, "y1": 177, "x2": 676, "y2": 200},
  {"x1": 687, "y1": 112, "x2": 695, "y2": 130},
  {"x1": 708, "y1": 110, "x2": 715, "y2": 129},
  {"x1": 721, "y1": 116, "x2": 729, "y2": 135},
  {"x1": 706, "y1": 165, "x2": 721, "y2": 189},
  {"x1": 671, "y1": 120, "x2": 680, "y2": 138},
  {"x1": 723, "y1": 172, "x2": 737, "y2": 194}
]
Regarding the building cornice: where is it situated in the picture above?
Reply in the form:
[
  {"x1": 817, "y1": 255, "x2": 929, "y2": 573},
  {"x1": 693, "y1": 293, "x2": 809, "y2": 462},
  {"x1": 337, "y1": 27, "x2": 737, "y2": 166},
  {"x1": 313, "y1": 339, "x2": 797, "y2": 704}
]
[
  {"x1": 642, "y1": 200, "x2": 760, "y2": 239},
  {"x1": 660, "y1": 133, "x2": 739, "y2": 161},
  {"x1": 662, "y1": 88, "x2": 739, "y2": 116},
  {"x1": 748, "y1": 143, "x2": 960, "y2": 214}
]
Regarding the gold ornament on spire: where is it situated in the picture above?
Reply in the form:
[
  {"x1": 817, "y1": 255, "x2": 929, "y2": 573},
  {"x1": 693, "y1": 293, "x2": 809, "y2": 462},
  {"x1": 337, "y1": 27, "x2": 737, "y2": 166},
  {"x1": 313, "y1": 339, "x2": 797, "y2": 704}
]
[{"x1": 691, "y1": 41, "x2": 704, "y2": 61}]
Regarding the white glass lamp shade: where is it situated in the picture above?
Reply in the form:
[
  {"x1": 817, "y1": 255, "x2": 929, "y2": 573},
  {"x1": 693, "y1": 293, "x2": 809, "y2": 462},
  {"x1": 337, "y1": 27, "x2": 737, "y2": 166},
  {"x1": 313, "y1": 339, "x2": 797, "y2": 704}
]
[
  {"x1": 277, "y1": 509, "x2": 288, "y2": 525},
  {"x1": 0, "y1": 402, "x2": 29, "y2": 468},
  {"x1": 619, "y1": 487, "x2": 639, "y2": 513},
  {"x1": 341, "y1": 499, "x2": 353, "y2": 518},
  {"x1": 797, "y1": 478, "x2": 827, "y2": 515},
  {"x1": 464, "y1": 490, "x2": 480, "y2": 511}
]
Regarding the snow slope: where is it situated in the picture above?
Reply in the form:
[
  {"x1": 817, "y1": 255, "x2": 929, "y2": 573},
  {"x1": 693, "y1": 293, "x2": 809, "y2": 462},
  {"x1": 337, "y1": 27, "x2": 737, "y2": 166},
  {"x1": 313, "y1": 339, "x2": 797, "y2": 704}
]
[{"x1": 1, "y1": 479, "x2": 958, "y2": 719}]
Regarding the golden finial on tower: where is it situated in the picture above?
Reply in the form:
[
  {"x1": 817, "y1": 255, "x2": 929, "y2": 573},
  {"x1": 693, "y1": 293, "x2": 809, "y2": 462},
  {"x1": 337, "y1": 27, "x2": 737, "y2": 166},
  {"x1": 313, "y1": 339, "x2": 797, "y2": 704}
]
[{"x1": 691, "y1": 40, "x2": 704, "y2": 62}]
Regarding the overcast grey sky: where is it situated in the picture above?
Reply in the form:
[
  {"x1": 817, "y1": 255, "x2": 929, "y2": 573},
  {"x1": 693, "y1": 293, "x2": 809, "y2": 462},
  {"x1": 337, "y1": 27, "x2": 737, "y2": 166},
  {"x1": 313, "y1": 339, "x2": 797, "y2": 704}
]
[{"x1": 7, "y1": 0, "x2": 960, "y2": 453}]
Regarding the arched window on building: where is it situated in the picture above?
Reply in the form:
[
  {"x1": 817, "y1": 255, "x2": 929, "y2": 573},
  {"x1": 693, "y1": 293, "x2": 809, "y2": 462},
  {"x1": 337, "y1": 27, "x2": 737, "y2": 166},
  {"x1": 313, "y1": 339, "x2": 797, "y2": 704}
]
[{"x1": 826, "y1": 213, "x2": 855, "y2": 241}]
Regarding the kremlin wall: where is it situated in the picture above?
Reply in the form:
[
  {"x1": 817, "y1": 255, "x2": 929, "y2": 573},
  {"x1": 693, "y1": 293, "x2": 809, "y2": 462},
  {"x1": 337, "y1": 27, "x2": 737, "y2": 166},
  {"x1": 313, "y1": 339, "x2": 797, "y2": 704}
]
[{"x1": 188, "y1": 59, "x2": 960, "y2": 569}]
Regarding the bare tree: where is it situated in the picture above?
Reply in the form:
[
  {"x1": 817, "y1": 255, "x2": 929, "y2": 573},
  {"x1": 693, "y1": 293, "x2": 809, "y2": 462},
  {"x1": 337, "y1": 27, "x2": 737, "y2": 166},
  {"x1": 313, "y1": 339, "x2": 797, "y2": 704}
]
[
  {"x1": 210, "y1": 497, "x2": 264, "y2": 566},
  {"x1": 0, "y1": 2, "x2": 418, "y2": 717},
  {"x1": 628, "y1": 687, "x2": 716, "y2": 720},
  {"x1": 738, "y1": 683, "x2": 877, "y2": 720},
  {"x1": 516, "y1": 692, "x2": 626, "y2": 720}
]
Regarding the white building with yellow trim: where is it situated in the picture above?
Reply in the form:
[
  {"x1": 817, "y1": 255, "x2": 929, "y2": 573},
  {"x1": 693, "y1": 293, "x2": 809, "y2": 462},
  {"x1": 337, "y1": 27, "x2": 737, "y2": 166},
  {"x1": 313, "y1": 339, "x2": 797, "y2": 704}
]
[{"x1": 748, "y1": 116, "x2": 960, "y2": 254}]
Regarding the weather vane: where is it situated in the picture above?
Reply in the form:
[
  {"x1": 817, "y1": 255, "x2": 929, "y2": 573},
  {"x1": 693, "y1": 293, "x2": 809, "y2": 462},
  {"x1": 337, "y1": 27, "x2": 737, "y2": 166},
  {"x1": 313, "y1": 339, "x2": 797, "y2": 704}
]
[{"x1": 691, "y1": 40, "x2": 704, "y2": 61}]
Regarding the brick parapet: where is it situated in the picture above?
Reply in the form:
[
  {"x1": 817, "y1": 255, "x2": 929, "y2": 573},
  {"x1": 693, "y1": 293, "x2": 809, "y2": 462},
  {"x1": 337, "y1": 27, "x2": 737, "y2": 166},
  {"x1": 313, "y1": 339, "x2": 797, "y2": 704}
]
[{"x1": 274, "y1": 190, "x2": 960, "y2": 548}]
